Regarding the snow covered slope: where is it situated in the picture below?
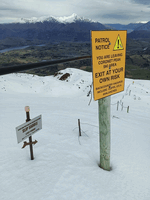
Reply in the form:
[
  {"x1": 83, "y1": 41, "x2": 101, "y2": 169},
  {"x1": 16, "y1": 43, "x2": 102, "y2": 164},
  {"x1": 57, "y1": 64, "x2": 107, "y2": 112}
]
[{"x1": 0, "y1": 68, "x2": 150, "y2": 200}]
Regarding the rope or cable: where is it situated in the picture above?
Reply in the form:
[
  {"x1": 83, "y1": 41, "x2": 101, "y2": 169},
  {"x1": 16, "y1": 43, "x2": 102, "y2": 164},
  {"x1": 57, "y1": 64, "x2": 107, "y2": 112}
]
[
  {"x1": 111, "y1": 102, "x2": 117, "y2": 105},
  {"x1": 81, "y1": 129, "x2": 89, "y2": 137},
  {"x1": 78, "y1": 136, "x2": 81, "y2": 145},
  {"x1": 81, "y1": 122, "x2": 99, "y2": 128}
]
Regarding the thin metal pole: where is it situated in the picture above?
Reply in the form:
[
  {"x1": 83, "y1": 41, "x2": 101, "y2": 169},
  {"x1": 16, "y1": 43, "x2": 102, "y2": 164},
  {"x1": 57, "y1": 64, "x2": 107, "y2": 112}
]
[
  {"x1": 98, "y1": 96, "x2": 111, "y2": 171},
  {"x1": 117, "y1": 101, "x2": 119, "y2": 111},
  {"x1": 26, "y1": 111, "x2": 34, "y2": 160},
  {"x1": 78, "y1": 119, "x2": 81, "y2": 137},
  {"x1": 121, "y1": 102, "x2": 123, "y2": 111},
  {"x1": 129, "y1": 90, "x2": 131, "y2": 96},
  {"x1": 127, "y1": 106, "x2": 129, "y2": 113}
]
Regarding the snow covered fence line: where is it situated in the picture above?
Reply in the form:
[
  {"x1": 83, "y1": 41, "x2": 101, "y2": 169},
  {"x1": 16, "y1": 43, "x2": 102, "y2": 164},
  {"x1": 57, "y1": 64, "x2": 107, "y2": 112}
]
[
  {"x1": 87, "y1": 82, "x2": 93, "y2": 106},
  {"x1": 109, "y1": 100, "x2": 129, "y2": 112},
  {"x1": 74, "y1": 120, "x2": 99, "y2": 135},
  {"x1": 111, "y1": 101, "x2": 119, "y2": 110},
  {"x1": 121, "y1": 102, "x2": 129, "y2": 113}
]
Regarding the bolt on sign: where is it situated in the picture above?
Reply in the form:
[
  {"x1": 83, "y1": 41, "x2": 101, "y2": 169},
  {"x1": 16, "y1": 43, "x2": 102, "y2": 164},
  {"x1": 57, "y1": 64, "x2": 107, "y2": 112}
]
[{"x1": 91, "y1": 30, "x2": 127, "y2": 100}]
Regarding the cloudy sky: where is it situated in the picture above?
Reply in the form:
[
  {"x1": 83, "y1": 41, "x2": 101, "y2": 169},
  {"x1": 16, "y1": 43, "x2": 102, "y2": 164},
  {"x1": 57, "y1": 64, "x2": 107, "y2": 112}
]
[{"x1": 0, "y1": 0, "x2": 150, "y2": 24}]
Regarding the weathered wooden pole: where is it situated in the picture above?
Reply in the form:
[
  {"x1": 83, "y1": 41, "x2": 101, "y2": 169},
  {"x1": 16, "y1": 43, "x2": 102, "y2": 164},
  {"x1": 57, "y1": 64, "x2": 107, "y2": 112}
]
[
  {"x1": 25, "y1": 106, "x2": 34, "y2": 160},
  {"x1": 98, "y1": 96, "x2": 111, "y2": 171}
]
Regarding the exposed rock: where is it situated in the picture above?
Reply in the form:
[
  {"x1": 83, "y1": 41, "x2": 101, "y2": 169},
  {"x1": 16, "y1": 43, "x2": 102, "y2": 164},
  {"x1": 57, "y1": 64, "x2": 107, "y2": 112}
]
[{"x1": 59, "y1": 73, "x2": 70, "y2": 80}]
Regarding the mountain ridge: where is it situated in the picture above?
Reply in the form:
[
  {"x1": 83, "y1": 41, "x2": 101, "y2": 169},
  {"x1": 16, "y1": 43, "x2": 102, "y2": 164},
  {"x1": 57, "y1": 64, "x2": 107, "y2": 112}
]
[
  {"x1": 0, "y1": 14, "x2": 106, "y2": 42},
  {"x1": 104, "y1": 22, "x2": 147, "y2": 33},
  {"x1": 14, "y1": 13, "x2": 94, "y2": 24},
  {"x1": 0, "y1": 13, "x2": 150, "y2": 46}
]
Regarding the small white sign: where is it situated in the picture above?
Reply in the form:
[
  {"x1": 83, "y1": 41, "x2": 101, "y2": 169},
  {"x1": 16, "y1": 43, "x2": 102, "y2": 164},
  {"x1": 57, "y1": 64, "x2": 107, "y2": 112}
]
[{"x1": 16, "y1": 115, "x2": 42, "y2": 143}]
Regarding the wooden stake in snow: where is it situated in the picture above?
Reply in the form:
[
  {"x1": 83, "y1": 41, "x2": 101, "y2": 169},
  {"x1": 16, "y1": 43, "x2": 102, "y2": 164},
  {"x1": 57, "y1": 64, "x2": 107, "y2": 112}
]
[
  {"x1": 98, "y1": 97, "x2": 111, "y2": 171},
  {"x1": 121, "y1": 102, "x2": 123, "y2": 111},
  {"x1": 78, "y1": 119, "x2": 81, "y2": 136},
  {"x1": 25, "y1": 106, "x2": 34, "y2": 160},
  {"x1": 127, "y1": 106, "x2": 129, "y2": 113},
  {"x1": 117, "y1": 101, "x2": 119, "y2": 111}
]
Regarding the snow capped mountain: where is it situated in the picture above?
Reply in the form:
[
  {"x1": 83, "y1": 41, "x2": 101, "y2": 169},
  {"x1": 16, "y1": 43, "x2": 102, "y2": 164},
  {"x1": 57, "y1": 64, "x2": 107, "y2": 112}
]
[
  {"x1": 105, "y1": 22, "x2": 148, "y2": 33},
  {"x1": 135, "y1": 21, "x2": 150, "y2": 31},
  {"x1": 56, "y1": 13, "x2": 81, "y2": 23},
  {"x1": 127, "y1": 21, "x2": 150, "y2": 39},
  {"x1": 0, "y1": 14, "x2": 106, "y2": 42},
  {"x1": 55, "y1": 13, "x2": 92, "y2": 23},
  {"x1": 15, "y1": 13, "x2": 93, "y2": 24},
  {"x1": 136, "y1": 21, "x2": 148, "y2": 24},
  {"x1": 15, "y1": 16, "x2": 57, "y2": 24}
]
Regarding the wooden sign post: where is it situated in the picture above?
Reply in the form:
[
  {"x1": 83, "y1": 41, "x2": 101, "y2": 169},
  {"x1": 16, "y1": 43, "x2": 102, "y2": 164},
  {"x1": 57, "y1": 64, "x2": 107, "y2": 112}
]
[
  {"x1": 98, "y1": 97, "x2": 110, "y2": 171},
  {"x1": 91, "y1": 30, "x2": 127, "y2": 171},
  {"x1": 25, "y1": 106, "x2": 34, "y2": 160},
  {"x1": 16, "y1": 107, "x2": 42, "y2": 160}
]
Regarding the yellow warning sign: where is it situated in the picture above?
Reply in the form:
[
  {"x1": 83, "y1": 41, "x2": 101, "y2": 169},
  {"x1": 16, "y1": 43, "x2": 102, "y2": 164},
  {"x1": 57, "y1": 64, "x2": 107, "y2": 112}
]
[
  {"x1": 91, "y1": 30, "x2": 127, "y2": 101},
  {"x1": 114, "y1": 35, "x2": 124, "y2": 50}
]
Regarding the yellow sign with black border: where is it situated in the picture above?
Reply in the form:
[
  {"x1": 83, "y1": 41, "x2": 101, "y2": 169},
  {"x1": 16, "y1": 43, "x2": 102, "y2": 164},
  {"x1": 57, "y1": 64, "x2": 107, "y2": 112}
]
[{"x1": 91, "y1": 30, "x2": 127, "y2": 101}]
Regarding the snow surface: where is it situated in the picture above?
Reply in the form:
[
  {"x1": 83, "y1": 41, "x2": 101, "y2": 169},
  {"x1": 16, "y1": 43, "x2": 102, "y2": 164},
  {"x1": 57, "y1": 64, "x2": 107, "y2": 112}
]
[{"x1": 0, "y1": 68, "x2": 150, "y2": 200}]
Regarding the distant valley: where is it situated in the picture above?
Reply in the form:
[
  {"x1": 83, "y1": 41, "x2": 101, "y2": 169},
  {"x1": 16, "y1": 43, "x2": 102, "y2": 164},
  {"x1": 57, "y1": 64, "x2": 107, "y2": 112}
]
[{"x1": 0, "y1": 14, "x2": 150, "y2": 80}]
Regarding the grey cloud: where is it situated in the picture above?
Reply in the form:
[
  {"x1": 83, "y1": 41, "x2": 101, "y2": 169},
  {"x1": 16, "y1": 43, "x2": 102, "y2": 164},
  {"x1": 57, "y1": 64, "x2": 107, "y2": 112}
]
[
  {"x1": 0, "y1": 0, "x2": 150, "y2": 24},
  {"x1": 0, "y1": 6, "x2": 38, "y2": 17},
  {"x1": 132, "y1": 0, "x2": 150, "y2": 5},
  {"x1": 102, "y1": 13, "x2": 136, "y2": 20},
  {"x1": 0, "y1": 7, "x2": 19, "y2": 11}
]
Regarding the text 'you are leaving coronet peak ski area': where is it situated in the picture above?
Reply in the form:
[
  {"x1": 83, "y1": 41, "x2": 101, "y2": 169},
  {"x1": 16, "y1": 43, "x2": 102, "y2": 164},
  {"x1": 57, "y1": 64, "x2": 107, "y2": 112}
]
[{"x1": 91, "y1": 30, "x2": 127, "y2": 101}]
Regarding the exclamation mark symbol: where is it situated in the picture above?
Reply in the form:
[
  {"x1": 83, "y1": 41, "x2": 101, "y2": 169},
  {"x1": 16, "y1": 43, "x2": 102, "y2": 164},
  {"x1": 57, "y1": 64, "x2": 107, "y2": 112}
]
[{"x1": 117, "y1": 39, "x2": 119, "y2": 48}]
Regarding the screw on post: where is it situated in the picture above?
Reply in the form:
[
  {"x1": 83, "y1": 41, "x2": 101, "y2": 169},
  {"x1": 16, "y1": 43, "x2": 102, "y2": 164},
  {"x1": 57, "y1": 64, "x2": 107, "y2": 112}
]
[{"x1": 25, "y1": 106, "x2": 34, "y2": 160}]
